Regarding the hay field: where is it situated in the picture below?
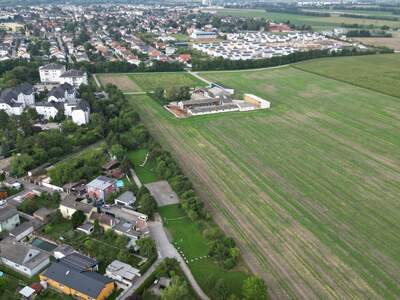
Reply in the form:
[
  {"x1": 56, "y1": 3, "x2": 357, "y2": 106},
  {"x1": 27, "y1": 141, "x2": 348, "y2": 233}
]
[
  {"x1": 97, "y1": 74, "x2": 142, "y2": 93},
  {"x1": 127, "y1": 59, "x2": 400, "y2": 299},
  {"x1": 294, "y1": 53, "x2": 400, "y2": 98}
]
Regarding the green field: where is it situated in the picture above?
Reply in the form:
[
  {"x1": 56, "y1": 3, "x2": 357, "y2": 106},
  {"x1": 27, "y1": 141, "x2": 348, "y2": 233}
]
[
  {"x1": 294, "y1": 54, "x2": 400, "y2": 98},
  {"x1": 158, "y1": 204, "x2": 249, "y2": 298},
  {"x1": 127, "y1": 73, "x2": 206, "y2": 92},
  {"x1": 127, "y1": 149, "x2": 159, "y2": 184},
  {"x1": 214, "y1": 8, "x2": 400, "y2": 30},
  {"x1": 126, "y1": 55, "x2": 400, "y2": 299}
]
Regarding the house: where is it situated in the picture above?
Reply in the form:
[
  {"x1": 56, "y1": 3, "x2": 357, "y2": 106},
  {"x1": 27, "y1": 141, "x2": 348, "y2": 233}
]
[
  {"x1": 71, "y1": 100, "x2": 90, "y2": 125},
  {"x1": 47, "y1": 83, "x2": 76, "y2": 103},
  {"x1": 39, "y1": 63, "x2": 66, "y2": 83},
  {"x1": 40, "y1": 262, "x2": 114, "y2": 300},
  {"x1": 34, "y1": 102, "x2": 60, "y2": 120},
  {"x1": 86, "y1": 176, "x2": 117, "y2": 201},
  {"x1": 9, "y1": 220, "x2": 34, "y2": 241},
  {"x1": 89, "y1": 211, "x2": 116, "y2": 231},
  {"x1": 53, "y1": 244, "x2": 75, "y2": 260},
  {"x1": 33, "y1": 207, "x2": 54, "y2": 223},
  {"x1": 0, "y1": 240, "x2": 50, "y2": 277},
  {"x1": 0, "y1": 83, "x2": 35, "y2": 116},
  {"x1": 59, "y1": 69, "x2": 88, "y2": 88},
  {"x1": 60, "y1": 252, "x2": 98, "y2": 272},
  {"x1": 115, "y1": 191, "x2": 136, "y2": 207},
  {"x1": 191, "y1": 30, "x2": 217, "y2": 40},
  {"x1": 59, "y1": 195, "x2": 95, "y2": 219},
  {"x1": 0, "y1": 206, "x2": 20, "y2": 232},
  {"x1": 105, "y1": 260, "x2": 140, "y2": 286},
  {"x1": 77, "y1": 222, "x2": 94, "y2": 235}
]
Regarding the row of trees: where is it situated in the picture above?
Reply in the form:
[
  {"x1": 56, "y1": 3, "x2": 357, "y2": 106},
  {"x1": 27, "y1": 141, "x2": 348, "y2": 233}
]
[
  {"x1": 153, "y1": 86, "x2": 190, "y2": 104},
  {"x1": 192, "y1": 47, "x2": 394, "y2": 71},
  {"x1": 347, "y1": 30, "x2": 392, "y2": 37}
]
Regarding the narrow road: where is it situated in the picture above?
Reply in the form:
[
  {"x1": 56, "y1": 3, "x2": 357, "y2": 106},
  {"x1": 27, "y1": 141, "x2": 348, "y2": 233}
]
[
  {"x1": 187, "y1": 71, "x2": 211, "y2": 85},
  {"x1": 93, "y1": 74, "x2": 101, "y2": 88},
  {"x1": 130, "y1": 168, "x2": 142, "y2": 188},
  {"x1": 149, "y1": 214, "x2": 210, "y2": 300}
]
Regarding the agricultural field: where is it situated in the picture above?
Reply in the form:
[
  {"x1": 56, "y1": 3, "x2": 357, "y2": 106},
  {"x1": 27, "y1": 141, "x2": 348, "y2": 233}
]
[
  {"x1": 214, "y1": 8, "x2": 400, "y2": 30},
  {"x1": 294, "y1": 53, "x2": 400, "y2": 98},
  {"x1": 354, "y1": 33, "x2": 400, "y2": 51},
  {"x1": 96, "y1": 74, "x2": 141, "y2": 93},
  {"x1": 98, "y1": 72, "x2": 205, "y2": 93},
  {"x1": 126, "y1": 56, "x2": 400, "y2": 299}
]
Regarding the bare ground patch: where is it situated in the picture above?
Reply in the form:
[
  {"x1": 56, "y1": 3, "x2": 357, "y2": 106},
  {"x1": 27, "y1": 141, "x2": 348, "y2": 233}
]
[{"x1": 97, "y1": 74, "x2": 142, "y2": 93}]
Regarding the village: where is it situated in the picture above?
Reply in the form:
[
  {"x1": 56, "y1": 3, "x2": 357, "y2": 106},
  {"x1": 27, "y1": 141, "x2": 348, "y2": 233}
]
[{"x1": 0, "y1": 142, "x2": 187, "y2": 299}]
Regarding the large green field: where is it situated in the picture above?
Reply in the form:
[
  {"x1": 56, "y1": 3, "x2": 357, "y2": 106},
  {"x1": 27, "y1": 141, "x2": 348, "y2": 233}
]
[
  {"x1": 126, "y1": 55, "x2": 400, "y2": 299},
  {"x1": 213, "y1": 8, "x2": 400, "y2": 30},
  {"x1": 293, "y1": 54, "x2": 400, "y2": 98},
  {"x1": 98, "y1": 72, "x2": 206, "y2": 93}
]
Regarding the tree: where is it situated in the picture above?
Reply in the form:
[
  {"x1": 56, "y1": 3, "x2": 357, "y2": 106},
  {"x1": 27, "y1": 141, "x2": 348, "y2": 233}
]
[
  {"x1": 161, "y1": 277, "x2": 189, "y2": 300},
  {"x1": 110, "y1": 144, "x2": 126, "y2": 161},
  {"x1": 138, "y1": 193, "x2": 157, "y2": 217},
  {"x1": 136, "y1": 237, "x2": 156, "y2": 258},
  {"x1": 242, "y1": 276, "x2": 268, "y2": 300},
  {"x1": 10, "y1": 154, "x2": 34, "y2": 177},
  {"x1": 71, "y1": 210, "x2": 86, "y2": 229}
]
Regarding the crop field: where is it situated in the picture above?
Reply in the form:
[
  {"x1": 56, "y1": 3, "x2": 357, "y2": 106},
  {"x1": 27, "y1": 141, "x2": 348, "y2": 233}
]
[
  {"x1": 294, "y1": 53, "x2": 400, "y2": 98},
  {"x1": 126, "y1": 56, "x2": 400, "y2": 299},
  {"x1": 127, "y1": 73, "x2": 206, "y2": 91},
  {"x1": 355, "y1": 36, "x2": 400, "y2": 51},
  {"x1": 97, "y1": 72, "x2": 205, "y2": 93},
  {"x1": 214, "y1": 8, "x2": 400, "y2": 30},
  {"x1": 97, "y1": 74, "x2": 142, "y2": 93}
]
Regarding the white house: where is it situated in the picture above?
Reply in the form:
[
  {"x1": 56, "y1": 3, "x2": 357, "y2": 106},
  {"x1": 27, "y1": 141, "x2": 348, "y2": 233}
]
[
  {"x1": 0, "y1": 241, "x2": 50, "y2": 277},
  {"x1": 0, "y1": 206, "x2": 20, "y2": 233},
  {"x1": 106, "y1": 260, "x2": 140, "y2": 286},
  {"x1": 47, "y1": 83, "x2": 76, "y2": 103},
  {"x1": 191, "y1": 30, "x2": 217, "y2": 40},
  {"x1": 39, "y1": 63, "x2": 66, "y2": 83},
  {"x1": 35, "y1": 102, "x2": 59, "y2": 120},
  {"x1": 71, "y1": 100, "x2": 90, "y2": 125},
  {"x1": 59, "y1": 69, "x2": 88, "y2": 88},
  {"x1": 0, "y1": 83, "x2": 35, "y2": 116}
]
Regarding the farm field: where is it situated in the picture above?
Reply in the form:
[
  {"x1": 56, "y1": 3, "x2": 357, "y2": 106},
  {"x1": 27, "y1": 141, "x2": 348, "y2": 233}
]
[
  {"x1": 214, "y1": 8, "x2": 400, "y2": 30},
  {"x1": 158, "y1": 204, "x2": 249, "y2": 298},
  {"x1": 294, "y1": 53, "x2": 400, "y2": 98},
  {"x1": 97, "y1": 74, "x2": 142, "y2": 93},
  {"x1": 126, "y1": 57, "x2": 400, "y2": 299},
  {"x1": 355, "y1": 34, "x2": 400, "y2": 51},
  {"x1": 98, "y1": 72, "x2": 206, "y2": 93}
]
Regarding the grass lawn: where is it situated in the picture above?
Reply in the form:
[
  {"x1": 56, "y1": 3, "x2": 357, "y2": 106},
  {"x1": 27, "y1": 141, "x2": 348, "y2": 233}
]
[
  {"x1": 294, "y1": 53, "x2": 400, "y2": 98},
  {"x1": 126, "y1": 55, "x2": 400, "y2": 299},
  {"x1": 158, "y1": 204, "x2": 249, "y2": 298},
  {"x1": 128, "y1": 149, "x2": 160, "y2": 184},
  {"x1": 128, "y1": 73, "x2": 206, "y2": 92}
]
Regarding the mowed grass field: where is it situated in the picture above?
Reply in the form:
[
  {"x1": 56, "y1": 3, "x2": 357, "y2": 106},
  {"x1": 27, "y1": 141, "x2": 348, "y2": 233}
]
[
  {"x1": 126, "y1": 55, "x2": 400, "y2": 299},
  {"x1": 294, "y1": 54, "x2": 400, "y2": 98},
  {"x1": 213, "y1": 8, "x2": 400, "y2": 30},
  {"x1": 97, "y1": 72, "x2": 205, "y2": 93}
]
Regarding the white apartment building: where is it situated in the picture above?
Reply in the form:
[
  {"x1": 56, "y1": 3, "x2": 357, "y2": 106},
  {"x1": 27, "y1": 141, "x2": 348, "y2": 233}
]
[{"x1": 39, "y1": 63, "x2": 66, "y2": 83}]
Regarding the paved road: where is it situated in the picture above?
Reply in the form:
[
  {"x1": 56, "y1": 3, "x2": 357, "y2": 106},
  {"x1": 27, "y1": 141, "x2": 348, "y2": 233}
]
[{"x1": 149, "y1": 214, "x2": 210, "y2": 300}]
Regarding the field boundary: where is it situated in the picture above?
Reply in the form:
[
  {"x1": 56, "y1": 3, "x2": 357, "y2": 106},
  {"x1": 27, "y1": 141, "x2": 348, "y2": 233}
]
[{"x1": 291, "y1": 64, "x2": 400, "y2": 99}]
